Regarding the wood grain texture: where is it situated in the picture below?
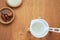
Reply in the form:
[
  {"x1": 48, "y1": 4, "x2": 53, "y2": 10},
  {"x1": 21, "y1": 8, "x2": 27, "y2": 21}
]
[{"x1": 0, "y1": 0, "x2": 60, "y2": 40}]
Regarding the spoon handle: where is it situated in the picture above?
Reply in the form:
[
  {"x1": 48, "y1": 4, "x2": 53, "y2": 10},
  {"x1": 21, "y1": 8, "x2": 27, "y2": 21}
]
[{"x1": 49, "y1": 27, "x2": 60, "y2": 33}]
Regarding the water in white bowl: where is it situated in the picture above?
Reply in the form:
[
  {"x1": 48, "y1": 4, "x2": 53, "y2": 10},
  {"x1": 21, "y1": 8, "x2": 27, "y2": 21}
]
[{"x1": 32, "y1": 22, "x2": 45, "y2": 34}]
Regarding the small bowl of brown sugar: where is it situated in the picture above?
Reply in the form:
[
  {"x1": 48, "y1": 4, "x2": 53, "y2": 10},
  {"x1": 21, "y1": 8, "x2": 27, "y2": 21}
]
[{"x1": 0, "y1": 7, "x2": 15, "y2": 24}]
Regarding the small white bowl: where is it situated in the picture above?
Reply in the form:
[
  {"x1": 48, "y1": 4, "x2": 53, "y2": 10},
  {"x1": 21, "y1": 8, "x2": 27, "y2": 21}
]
[{"x1": 6, "y1": 0, "x2": 22, "y2": 7}]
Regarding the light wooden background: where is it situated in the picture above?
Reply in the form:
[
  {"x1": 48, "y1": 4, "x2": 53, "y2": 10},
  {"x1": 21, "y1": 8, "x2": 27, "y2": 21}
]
[{"x1": 0, "y1": 0, "x2": 60, "y2": 40}]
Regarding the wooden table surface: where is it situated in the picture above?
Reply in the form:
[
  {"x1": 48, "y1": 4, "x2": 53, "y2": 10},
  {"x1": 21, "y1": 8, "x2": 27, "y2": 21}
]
[{"x1": 0, "y1": 0, "x2": 60, "y2": 40}]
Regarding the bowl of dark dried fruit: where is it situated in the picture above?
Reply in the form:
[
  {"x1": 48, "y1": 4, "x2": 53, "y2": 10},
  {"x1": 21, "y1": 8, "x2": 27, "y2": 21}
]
[{"x1": 0, "y1": 7, "x2": 15, "y2": 24}]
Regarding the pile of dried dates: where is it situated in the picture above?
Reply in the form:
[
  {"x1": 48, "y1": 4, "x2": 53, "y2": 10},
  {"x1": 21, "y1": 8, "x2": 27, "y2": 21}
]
[{"x1": 1, "y1": 8, "x2": 13, "y2": 22}]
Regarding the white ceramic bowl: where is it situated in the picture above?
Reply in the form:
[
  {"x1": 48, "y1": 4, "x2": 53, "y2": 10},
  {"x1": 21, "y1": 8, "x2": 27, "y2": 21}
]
[
  {"x1": 30, "y1": 19, "x2": 49, "y2": 38},
  {"x1": 6, "y1": 0, "x2": 22, "y2": 7}
]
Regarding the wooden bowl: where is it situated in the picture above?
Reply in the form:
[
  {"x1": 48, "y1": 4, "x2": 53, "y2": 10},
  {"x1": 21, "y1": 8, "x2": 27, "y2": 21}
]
[{"x1": 0, "y1": 7, "x2": 15, "y2": 24}]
